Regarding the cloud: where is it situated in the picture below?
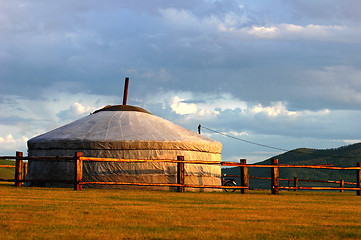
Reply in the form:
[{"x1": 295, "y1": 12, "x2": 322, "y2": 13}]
[
  {"x1": 153, "y1": 91, "x2": 361, "y2": 143},
  {"x1": 158, "y1": 6, "x2": 359, "y2": 43},
  {"x1": 0, "y1": 84, "x2": 119, "y2": 155},
  {"x1": 342, "y1": 139, "x2": 361, "y2": 144},
  {"x1": 227, "y1": 131, "x2": 249, "y2": 137},
  {"x1": 159, "y1": 7, "x2": 243, "y2": 33},
  {"x1": 56, "y1": 102, "x2": 95, "y2": 121},
  {"x1": 220, "y1": 23, "x2": 357, "y2": 42},
  {"x1": 0, "y1": 134, "x2": 15, "y2": 143},
  {"x1": 1, "y1": 0, "x2": 361, "y2": 162},
  {"x1": 0, "y1": 133, "x2": 29, "y2": 152},
  {"x1": 251, "y1": 102, "x2": 297, "y2": 117},
  {"x1": 285, "y1": 0, "x2": 361, "y2": 23},
  {"x1": 170, "y1": 96, "x2": 198, "y2": 115},
  {"x1": 143, "y1": 90, "x2": 360, "y2": 150}
]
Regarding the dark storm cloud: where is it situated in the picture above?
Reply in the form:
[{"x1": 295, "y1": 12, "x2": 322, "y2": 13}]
[{"x1": 2, "y1": 0, "x2": 360, "y2": 110}]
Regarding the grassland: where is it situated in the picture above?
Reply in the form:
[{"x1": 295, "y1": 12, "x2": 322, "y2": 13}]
[
  {"x1": 0, "y1": 159, "x2": 15, "y2": 180},
  {"x1": 1, "y1": 184, "x2": 361, "y2": 240}
]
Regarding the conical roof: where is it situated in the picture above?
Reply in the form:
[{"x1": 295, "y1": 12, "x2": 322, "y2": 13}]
[{"x1": 28, "y1": 105, "x2": 222, "y2": 154}]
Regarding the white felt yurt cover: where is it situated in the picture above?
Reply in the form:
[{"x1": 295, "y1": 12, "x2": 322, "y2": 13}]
[{"x1": 27, "y1": 105, "x2": 222, "y2": 191}]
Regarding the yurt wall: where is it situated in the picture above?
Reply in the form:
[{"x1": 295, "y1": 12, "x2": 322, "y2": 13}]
[{"x1": 27, "y1": 105, "x2": 222, "y2": 191}]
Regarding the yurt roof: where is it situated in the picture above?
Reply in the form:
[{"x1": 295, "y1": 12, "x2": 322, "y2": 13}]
[{"x1": 28, "y1": 105, "x2": 222, "y2": 153}]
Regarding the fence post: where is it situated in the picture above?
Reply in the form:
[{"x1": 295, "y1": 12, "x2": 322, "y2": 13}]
[
  {"x1": 15, "y1": 151, "x2": 23, "y2": 187},
  {"x1": 340, "y1": 179, "x2": 344, "y2": 193},
  {"x1": 294, "y1": 177, "x2": 298, "y2": 192},
  {"x1": 23, "y1": 162, "x2": 28, "y2": 180},
  {"x1": 177, "y1": 156, "x2": 185, "y2": 192},
  {"x1": 357, "y1": 163, "x2": 361, "y2": 196},
  {"x1": 271, "y1": 159, "x2": 279, "y2": 194},
  {"x1": 74, "y1": 152, "x2": 83, "y2": 191},
  {"x1": 287, "y1": 180, "x2": 290, "y2": 191},
  {"x1": 240, "y1": 159, "x2": 249, "y2": 194}
]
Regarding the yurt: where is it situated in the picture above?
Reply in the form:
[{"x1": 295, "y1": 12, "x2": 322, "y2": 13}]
[{"x1": 26, "y1": 104, "x2": 222, "y2": 191}]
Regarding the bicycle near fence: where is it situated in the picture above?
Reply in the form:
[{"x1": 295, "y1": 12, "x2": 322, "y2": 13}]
[{"x1": 221, "y1": 174, "x2": 237, "y2": 192}]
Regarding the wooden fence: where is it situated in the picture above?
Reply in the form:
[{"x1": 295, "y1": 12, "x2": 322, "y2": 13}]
[
  {"x1": 0, "y1": 152, "x2": 28, "y2": 183},
  {"x1": 226, "y1": 173, "x2": 356, "y2": 193},
  {"x1": 1, "y1": 152, "x2": 361, "y2": 195}
]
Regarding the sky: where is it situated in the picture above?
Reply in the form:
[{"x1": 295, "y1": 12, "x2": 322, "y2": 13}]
[{"x1": 1, "y1": 0, "x2": 361, "y2": 163}]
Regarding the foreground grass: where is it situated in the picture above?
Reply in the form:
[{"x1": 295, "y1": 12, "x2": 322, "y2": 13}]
[{"x1": 1, "y1": 185, "x2": 361, "y2": 239}]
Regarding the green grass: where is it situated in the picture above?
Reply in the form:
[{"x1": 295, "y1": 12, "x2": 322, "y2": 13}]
[
  {"x1": 1, "y1": 185, "x2": 361, "y2": 239},
  {"x1": 0, "y1": 160, "x2": 15, "y2": 180}
]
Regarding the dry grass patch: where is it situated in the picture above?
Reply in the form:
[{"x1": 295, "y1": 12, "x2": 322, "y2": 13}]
[{"x1": 1, "y1": 185, "x2": 361, "y2": 239}]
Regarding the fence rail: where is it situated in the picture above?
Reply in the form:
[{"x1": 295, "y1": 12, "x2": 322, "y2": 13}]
[
  {"x1": 247, "y1": 175, "x2": 357, "y2": 185},
  {"x1": 1, "y1": 151, "x2": 361, "y2": 195}
]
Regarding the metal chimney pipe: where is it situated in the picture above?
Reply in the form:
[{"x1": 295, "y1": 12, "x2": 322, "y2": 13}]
[{"x1": 123, "y1": 77, "x2": 129, "y2": 105}]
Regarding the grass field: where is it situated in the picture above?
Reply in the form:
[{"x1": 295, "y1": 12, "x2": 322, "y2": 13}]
[
  {"x1": 0, "y1": 160, "x2": 15, "y2": 180},
  {"x1": 1, "y1": 184, "x2": 361, "y2": 239}
]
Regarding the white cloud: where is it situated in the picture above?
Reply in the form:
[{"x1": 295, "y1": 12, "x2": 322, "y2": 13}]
[
  {"x1": 228, "y1": 131, "x2": 249, "y2": 137},
  {"x1": 220, "y1": 23, "x2": 358, "y2": 42},
  {"x1": 210, "y1": 93, "x2": 247, "y2": 111},
  {"x1": 170, "y1": 96, "x2": 198, "y2": 115},
  {"x1": 158, "y1": 6, "x2": 358, "y2": 43},
  {"x1": 71, "y1": 102, "x2": 94, "y2": 115},
  {"x1": 22, "y1": 136, "x2": 29, "y2": 142},
  {"x1": 56, "y1": 102, "x2": 96, "y2": 121},
  {"x1": 159, "y1": 8, "x2": 220, "y2": 32},
  {"x1": 164, "y1": 92, "x2": 246, "y2": 119},
  {"x1": 302, "y1": 109, "x2": 330, "y2": 116},
  {"x1": 342, "y1": 139, "x2": 361, "y2": 145},
  {"x1": 155, "y1": 92, "x2": 335, "y2": 132},
  {"x1": 250, "y1": 102, "x2": 297, "y2": 117},
  {"x1": 239, "y1": 25, "x2": 279, "y2": 39},
  {"x1": 279, "y1": 23, "x2": 347, "y2": 40},
  {"x1": 0, "y1": 85, "x2": 119, "y2": 155},
  {"x1": 0, "y1": 134, "x2": 15, "y2": 143},
  {"x1": 0, "y1": 133, "x2": 29, "y2": 153}
]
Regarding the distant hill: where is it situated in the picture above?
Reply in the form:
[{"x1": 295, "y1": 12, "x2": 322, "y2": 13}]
[{"x1": 222, "y1": 143, "x2": 361, "y2": 190}]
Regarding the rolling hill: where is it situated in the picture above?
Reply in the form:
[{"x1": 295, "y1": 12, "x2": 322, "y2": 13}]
[{"x1": 222, "y1": 143, "x2": 361, "y2": 190}]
